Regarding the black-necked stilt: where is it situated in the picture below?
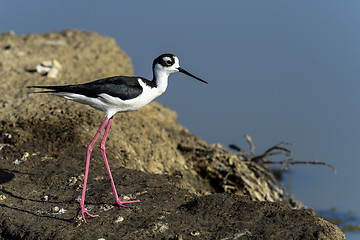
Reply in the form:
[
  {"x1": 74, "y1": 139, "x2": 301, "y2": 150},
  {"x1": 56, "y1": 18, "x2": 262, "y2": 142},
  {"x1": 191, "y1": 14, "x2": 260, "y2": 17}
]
[{"x1": 28, "y1": 53, "x2": 207, "y2": 222}]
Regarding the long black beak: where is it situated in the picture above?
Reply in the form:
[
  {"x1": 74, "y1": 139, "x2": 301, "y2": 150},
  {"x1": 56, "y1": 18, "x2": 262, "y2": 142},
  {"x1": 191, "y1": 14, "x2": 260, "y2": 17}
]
[{"x1": 178, "y1": 67, "x2": 208, "y2": 84}]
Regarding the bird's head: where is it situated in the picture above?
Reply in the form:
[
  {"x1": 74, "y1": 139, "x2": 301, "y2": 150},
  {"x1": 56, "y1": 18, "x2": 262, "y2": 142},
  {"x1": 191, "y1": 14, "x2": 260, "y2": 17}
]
[{"x1": 152, "y1": 53, "x2": 207, "y2": 84}]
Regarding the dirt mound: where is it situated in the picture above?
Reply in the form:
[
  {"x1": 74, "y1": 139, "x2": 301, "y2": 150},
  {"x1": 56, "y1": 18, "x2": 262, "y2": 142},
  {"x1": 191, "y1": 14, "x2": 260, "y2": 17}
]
[{"x1": 0, "y1": 29, "x2": 344, "y2": 239}]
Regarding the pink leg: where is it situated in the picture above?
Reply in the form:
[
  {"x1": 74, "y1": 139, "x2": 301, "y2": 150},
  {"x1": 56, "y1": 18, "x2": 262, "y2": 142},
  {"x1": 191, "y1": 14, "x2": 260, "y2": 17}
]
[
  {"x1": 77, "y1": 117, "x2": 109, "y2": 222},
  {"x1": 100, "y1": 117, "x2": 140, "y2": 206}
]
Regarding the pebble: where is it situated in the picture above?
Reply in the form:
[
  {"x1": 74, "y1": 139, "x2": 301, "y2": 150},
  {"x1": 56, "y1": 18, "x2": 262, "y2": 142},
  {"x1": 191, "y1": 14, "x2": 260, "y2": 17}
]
[
  {"x1": 36, "y1": 64, "x2": 52, "y2": 74},
  {"x1": 41, "y1": 195, "x2": 49, "y2": 201},
  {"x1": 52, "y1": 206, "x2": 60, "y2": 213},
  {"x1": 1, "y1": 132, "x2": 11, "y2": 139},
  {"x1": 114, "y1": 216, "x2": 124, "y2": 223},
  {"x1": 190, "y1": 231, "x2": 200, "y2": 236},
  {"x1": 26, "y1": 59, "x2": 62, "y2": 78},
  {"x1": 51, "y1": 207, "x2": 67, "y2": 214},
  {"x1": 13, "y1": 152, "x2": 30, "y2": 165},
  {"x1": 57, "y1": 208, "x2": 67, "y2": 214},
  {"x1": 47, "y1": 68, "x2": 59, "y2": 78}
]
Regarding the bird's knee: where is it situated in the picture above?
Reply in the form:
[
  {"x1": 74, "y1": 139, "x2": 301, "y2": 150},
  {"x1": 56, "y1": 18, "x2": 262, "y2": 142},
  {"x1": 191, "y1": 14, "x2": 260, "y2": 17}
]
[
  {"x1": 100, "y1": 144, "x2": 106, "y2": 152},
  {"x1": 87, "y1": 145, "x2": 93, "y2": 154}
]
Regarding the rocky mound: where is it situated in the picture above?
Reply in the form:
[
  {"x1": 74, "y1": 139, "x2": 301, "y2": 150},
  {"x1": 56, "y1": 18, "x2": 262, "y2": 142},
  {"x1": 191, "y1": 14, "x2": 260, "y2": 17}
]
[{"x1": 0, "y1": 29, "x2": 344, "y2": 239}]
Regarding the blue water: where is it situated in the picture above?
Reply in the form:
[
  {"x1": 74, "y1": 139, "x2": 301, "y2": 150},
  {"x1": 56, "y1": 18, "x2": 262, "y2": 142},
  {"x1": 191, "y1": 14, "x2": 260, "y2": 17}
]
[
  {"x1": 347, "y1": 233, "x2": 360, "y2": 240},
  {"x1": 317, "y1": 209, "x2": 360, "y2": 239},
  {"x1": 318, "y1": 209, "x2": 360, "y2": 229}
]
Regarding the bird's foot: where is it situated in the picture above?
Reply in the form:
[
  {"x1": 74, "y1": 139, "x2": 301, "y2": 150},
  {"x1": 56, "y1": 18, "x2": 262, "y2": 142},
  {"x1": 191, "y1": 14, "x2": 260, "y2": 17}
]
[
  {"x1": 115, "y1": 198, "x2": 140, "y2": 208},
  {"x1": 77, "y1": 204, "x2": 99, "y2": 223}
]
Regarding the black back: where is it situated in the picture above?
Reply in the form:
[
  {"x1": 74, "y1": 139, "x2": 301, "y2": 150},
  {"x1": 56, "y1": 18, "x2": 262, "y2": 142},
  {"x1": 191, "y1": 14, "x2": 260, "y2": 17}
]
[{"x1": 29, "y1": 76, "x2": 157, "y2": 100}]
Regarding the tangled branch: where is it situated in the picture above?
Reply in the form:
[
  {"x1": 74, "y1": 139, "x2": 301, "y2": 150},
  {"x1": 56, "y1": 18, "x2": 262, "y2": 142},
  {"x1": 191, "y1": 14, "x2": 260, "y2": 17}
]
[{"x1": 229, "y1": 135, "x2": 336, "y2": 174}]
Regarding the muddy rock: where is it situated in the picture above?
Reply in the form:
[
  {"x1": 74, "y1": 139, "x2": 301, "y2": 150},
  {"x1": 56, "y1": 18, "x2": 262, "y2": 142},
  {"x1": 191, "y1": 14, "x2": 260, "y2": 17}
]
[{"x1": 0, "y1": 30, "x2": 344, "y2": 239}]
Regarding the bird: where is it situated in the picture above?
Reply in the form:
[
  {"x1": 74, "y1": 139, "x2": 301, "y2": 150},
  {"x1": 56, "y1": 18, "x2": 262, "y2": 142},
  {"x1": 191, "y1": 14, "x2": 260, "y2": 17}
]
[{"x1": 28, "y1": 53, "x2": 207, "y2": 222}]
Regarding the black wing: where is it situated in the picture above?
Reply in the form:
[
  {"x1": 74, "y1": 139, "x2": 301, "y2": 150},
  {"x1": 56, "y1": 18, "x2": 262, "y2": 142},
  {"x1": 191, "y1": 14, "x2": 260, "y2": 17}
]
[{"x1": 28, "y1": 76, "x2": 152, "y2": 100}]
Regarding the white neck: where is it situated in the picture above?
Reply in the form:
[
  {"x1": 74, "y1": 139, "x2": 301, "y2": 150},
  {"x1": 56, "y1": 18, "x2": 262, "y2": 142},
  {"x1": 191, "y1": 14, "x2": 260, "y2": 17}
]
[{"x1": 153, "y1": 64, "x2": 170, "y2": 94}]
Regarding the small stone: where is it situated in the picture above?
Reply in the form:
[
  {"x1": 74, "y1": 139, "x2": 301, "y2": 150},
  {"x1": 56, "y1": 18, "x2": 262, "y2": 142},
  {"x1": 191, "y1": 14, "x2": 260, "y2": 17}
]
[
  {"x1": 13, "y1": 159, "x2": 22, "y2": 165},
  {"x1": 35, "y1": 64, "x2": 51, "y2": 74},
  {"x1": 13, "y1": 152, "x2": 30, "y2": 165},
  {"x1": 114, "y1": 216, "x2": 124, "y2": 223},
  {"x1": 52, "y1": 59, "x2": 62, "y2": 69},
  {"x1": 41, "y1": 195, "x2": 49, "y2": 201},
  {"x1": 120, "y1": 194, "x2": 136, "y2": 201},
  {"x1": 52, "y1": 207, "x2": 67, "y2": 215},
  {"x1": 2, "y1": 132, "x2": 12, "y2": 139},
  {"x1": 53, "y1": 109, "x2": 62, "y2": 114},
  {"x1": 52, "y1": 206, "x2": 60, "y2": 213},
  {"x1": 190, "y1": 231, "x2": 200, "y2": 236},
  {"x1": 0, "y1": 194, "x2": 6, "y2": 201},
  {"x1": 57, "y1": 208, "x2": 67, "y2": 214},
  {"x1": 47, "y1": 68, "x2": 58, "y2": 78},
  {"x1": 30, "y1": 59, "x2": 62, "y2": 77}
]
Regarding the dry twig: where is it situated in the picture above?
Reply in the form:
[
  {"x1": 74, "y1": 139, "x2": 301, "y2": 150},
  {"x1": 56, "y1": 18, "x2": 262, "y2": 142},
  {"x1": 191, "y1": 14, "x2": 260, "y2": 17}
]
[{"x1": 229, "y1": 135, "x2": 336, "y2": 174}]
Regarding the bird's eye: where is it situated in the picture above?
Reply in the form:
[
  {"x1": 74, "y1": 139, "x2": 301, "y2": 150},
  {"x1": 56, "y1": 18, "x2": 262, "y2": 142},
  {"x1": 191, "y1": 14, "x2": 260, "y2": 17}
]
[{"x1": 166, "y1": 60, "x2": 172, "y2": 65}]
